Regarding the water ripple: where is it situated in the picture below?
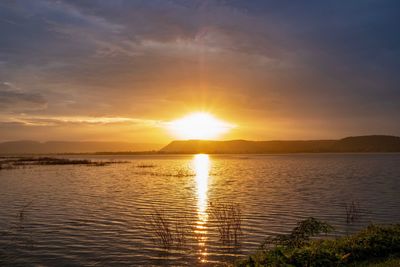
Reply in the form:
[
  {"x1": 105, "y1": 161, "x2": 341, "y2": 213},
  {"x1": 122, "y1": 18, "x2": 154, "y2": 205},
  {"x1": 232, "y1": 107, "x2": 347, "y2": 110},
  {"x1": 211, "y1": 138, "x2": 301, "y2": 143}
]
[{"x1": 0, "y1": 154, "x2": 399, "y2": 266}]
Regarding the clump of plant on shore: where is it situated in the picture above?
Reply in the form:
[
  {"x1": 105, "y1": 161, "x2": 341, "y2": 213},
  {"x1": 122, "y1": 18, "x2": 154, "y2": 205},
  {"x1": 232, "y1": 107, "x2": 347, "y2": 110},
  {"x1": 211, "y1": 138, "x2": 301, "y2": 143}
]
[
  {"x1": 261, "y1": 217, "x2": 333, "y2": 249},
  {"x1": 236, "y1": 218, "x2": 400, "y2": 267}
]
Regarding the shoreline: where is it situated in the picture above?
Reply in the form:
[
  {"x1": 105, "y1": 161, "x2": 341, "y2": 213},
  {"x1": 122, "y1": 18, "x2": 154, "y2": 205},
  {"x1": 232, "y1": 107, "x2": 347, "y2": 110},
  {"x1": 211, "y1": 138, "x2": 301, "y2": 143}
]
[{"x1": 2, "y1": 151, "x2": 400, "y2": 157}]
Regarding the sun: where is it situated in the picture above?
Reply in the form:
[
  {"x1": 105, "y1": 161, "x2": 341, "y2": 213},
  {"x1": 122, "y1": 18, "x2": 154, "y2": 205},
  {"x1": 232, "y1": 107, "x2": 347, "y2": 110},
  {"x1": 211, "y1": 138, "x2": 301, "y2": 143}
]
[{"x1": 167, "y1": 112, "x2": 235, "y2": 140}]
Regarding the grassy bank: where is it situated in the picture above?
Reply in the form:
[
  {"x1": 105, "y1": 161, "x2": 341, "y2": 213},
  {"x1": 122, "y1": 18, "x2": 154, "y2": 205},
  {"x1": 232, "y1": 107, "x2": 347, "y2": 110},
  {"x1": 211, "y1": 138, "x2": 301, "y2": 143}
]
[
  {"x1": 357, "y1": 257, "x2": 400, "y2": 267},
  {"x1": 236, "y1": 219, "x2": 400, "y2": 267}
]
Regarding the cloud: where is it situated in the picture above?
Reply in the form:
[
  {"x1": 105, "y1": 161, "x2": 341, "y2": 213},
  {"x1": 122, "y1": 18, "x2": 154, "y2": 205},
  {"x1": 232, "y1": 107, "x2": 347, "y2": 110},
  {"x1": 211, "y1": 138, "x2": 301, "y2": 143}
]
[
  {"x1": 0, "y1": 114, "x2": 168, "y2": 142},
  {"x1": 0, "y1": 82, "x2": 47, "y2": 112},
  {"x1": 0, "y1": 1, "x2": 400, "y2": 140},
  {"x1": 0, "y1": 115, "x2": 161, "y2": 127}
]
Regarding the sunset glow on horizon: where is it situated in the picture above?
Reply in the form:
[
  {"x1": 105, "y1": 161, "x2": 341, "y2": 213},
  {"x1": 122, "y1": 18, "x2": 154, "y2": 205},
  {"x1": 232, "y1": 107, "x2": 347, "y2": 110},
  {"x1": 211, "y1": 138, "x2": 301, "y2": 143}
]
[{"x1": 166, "y1": 112, "x2": 235, "y2": 140}]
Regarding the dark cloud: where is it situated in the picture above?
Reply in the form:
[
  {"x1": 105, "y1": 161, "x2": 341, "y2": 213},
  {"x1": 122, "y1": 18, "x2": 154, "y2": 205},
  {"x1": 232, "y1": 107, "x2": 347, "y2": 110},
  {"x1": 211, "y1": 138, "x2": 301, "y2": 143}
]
[{"x1": 0, "y1": 82, "x2": 47, "y2": 112}]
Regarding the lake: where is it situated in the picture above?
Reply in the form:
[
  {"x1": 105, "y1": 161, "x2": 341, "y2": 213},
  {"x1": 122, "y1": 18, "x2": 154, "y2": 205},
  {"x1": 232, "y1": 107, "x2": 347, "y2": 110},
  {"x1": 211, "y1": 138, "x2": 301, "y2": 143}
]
[{"x1": 0, "y1": 154, "x2": 399, "y2": 266}]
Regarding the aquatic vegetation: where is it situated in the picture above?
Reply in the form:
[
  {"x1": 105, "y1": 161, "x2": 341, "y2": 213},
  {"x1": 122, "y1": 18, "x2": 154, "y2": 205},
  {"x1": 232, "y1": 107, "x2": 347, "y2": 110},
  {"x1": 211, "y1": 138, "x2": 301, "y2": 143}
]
[
  {"x1": 236, "y1": 219, "x2": 400, "y2": 267},
  {"x1": 209, "y1": 202, "x2": 243, "y2": 246},
  {"x1": 148, "y1": 210, "x2": 191, "y2": 249},
  {"x1": 136, "y1": 163, "x2": 156, "y2": 168},
  {"x1": 345, "y1": 200, "x2": 362, "y2": 224},
  {"x1": 148, "y1": 201, "x2": 243, "y2": 251},
  {"x1": 0, "y1": 157, "x2": 128, "y2": 169},
  {"x1": 0, "y1": 157, "x2": 19, "y2": 170},
  {"x1": 133, "y1": 168, "x2": 195, "y2": 177},
  {"x1": 172, "y1": 168, "x2": 195, "y2": 177},
  {"x1": 0, "y1": 163, "x2": 16, "y2": 170},
  {"x1": 18, "y1": 201, "x2": 33, "y2": 221}
]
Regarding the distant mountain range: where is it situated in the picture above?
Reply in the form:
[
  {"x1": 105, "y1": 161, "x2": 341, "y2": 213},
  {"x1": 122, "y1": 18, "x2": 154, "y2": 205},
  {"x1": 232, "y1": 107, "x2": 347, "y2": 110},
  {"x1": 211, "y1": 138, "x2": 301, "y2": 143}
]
[
  {"x1": 0, "y1": 141, "x2": 162, "y2": 154},
  {"x1": 160, "y1": 135, "x2": 400, "y2": 153},
  {"x1": 1, "y1": 135, "x2": 400, "y2": 155}
]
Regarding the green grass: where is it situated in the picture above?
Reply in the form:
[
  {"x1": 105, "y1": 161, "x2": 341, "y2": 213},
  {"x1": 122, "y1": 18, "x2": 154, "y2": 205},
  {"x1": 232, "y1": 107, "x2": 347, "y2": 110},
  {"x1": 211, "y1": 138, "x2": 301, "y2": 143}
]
[{"x1": 236, "y1": 219, "x2": 400, "y2": 267}]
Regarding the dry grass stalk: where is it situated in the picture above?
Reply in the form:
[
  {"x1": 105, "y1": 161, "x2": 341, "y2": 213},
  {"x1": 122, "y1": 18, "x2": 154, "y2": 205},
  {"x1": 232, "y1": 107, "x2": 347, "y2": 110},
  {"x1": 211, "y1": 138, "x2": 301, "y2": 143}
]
[
  {"x1": 209, "y1": 202, "x2": 243, "y2": 245},
  {"x1": 149, "y1": 210, "x2": 190, "y2": 249},
  {"x1": 345, "y1": 200, "x2": 362, "y2": 224}
]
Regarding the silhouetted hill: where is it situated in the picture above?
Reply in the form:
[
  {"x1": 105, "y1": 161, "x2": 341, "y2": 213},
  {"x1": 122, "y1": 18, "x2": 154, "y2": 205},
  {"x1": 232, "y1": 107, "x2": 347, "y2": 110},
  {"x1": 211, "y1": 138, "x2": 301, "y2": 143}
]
[
  {"x1": 0, "y1": 141, "x2": 162, "y2": 154},
  {"x1": 160, "y1": 135, "x2": 400, "y2": 154},
  {"x1": 332, "y1": 135, "x2": 400, "y2": 152},
  {"x1": 3, "y1": 136, "x2": 399, "y2": 155}
]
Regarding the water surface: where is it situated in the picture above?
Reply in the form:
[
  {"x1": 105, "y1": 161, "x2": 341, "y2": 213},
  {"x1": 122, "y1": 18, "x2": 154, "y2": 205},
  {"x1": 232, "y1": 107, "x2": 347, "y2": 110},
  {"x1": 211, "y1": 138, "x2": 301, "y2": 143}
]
[{"x1": 0, "y1": 154, "x2": 399, "y2": 266}]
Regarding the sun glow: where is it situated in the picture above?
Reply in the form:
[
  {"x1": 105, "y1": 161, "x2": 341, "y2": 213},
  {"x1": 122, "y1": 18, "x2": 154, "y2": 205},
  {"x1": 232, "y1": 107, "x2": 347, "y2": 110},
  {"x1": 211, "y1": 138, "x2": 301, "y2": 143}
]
[{"x1": 167, "y1": 112, "x2": 235, "y2": 140}]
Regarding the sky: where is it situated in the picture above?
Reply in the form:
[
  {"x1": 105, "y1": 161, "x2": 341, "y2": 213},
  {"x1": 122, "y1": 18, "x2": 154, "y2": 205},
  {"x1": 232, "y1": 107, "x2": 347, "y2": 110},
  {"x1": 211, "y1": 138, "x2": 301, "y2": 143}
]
[{"x1": 1, "y1": 0, "x2": 400, "y2": 143}]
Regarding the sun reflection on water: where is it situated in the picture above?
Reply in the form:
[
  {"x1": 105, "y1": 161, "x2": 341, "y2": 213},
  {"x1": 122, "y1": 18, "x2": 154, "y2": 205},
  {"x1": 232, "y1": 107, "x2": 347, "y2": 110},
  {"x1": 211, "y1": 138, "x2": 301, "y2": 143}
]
[{"x1": 193, "y1": 154, "x2": 210, "y2": 263}]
